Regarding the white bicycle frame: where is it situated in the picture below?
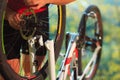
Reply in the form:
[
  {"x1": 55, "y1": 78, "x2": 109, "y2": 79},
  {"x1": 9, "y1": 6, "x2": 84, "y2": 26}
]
[
  {"x1": 28, "y1": 33, "x2": 101, "y2": 80},
  {"x1": 45, "y1": 33, "x2": 101, "y2": 80},
  {"x1": 45, "y1": 33, "x2": 79, "y2": 80}
]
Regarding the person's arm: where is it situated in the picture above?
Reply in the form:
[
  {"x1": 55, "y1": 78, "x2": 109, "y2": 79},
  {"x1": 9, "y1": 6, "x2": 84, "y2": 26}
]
[
  {"x1": 24, "y1": 0, "x2": 75, "y2": 9},
  {"x1": 48, "y1": 0, "x2": 75, "y2": 5}
]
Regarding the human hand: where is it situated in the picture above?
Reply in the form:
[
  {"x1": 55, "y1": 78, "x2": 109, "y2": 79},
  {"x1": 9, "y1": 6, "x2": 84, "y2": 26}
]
[
  {"x1": 24, "y1": 0, "x2": 49, "y2": 9},
  {"x1": 7, "y1": 11, "x2": 22, "y2": 30}
]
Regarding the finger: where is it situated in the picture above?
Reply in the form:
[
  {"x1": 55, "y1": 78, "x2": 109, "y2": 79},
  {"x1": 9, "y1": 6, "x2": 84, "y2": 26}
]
[
  {"x1": 13, "y1": 14, "x2": 22, "y2": 26},
  {"x1": 30, "y1": 4, "x2": 44, "y2": 10},
  {"x1": 25, "y1": 0, "x2": 38, "y2": 6},
  {"x1": 24, "y1": 0, "x2": 32, "y2": 5},
  {"x1": 13, "y1": 17, "x2": 19, "y2": 25},
  {"x1": 9, "y1": 18, "x2": 20, "y2": 30},
  {"x1": 25, "y1": 0, "x2": 42, "y2": 8},
  {"x1": 16, "y1": 14, "x2": 22, "y2": 21}
]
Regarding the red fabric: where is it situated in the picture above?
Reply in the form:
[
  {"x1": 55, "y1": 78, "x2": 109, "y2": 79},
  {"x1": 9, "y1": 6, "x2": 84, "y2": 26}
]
[
  {"x1": 8, "y1": 0, "x2": 47, "y2": 15},
  {"x1": 18, "y1": 7, "x2": 47, "y2": 15}
]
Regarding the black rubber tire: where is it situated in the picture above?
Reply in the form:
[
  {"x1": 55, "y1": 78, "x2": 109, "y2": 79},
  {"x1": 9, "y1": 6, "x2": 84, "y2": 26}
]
[
  {"x1": 0, "y1": 1, "x2": 66, "y2": 79},
  {"x1": 77, "y1": 5, "x2": 103, "y2": 79}
]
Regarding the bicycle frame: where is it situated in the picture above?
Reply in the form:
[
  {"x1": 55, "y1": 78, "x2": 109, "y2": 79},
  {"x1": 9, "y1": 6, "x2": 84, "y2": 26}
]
[
  {"x1": 57, "y1": 33, "x2": 79, "y2": 80},
  {"x1": 45, "y1": 33, "x2": 79, "y2": 80},
  {"x1": 45, "y1": 32, "x2": 101, "y2": 80},
  {"x1": 27, "y1": 30, "x2": 101, "y2": 80}
]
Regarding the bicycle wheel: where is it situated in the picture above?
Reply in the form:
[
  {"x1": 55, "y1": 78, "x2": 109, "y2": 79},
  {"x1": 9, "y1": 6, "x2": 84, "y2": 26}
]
[
  {"x1": 77, "y1": 5, "x2": 103, "y2": 79},
  {"x1": 0, "y1": 1, "x2": 66, "y2": 80}
]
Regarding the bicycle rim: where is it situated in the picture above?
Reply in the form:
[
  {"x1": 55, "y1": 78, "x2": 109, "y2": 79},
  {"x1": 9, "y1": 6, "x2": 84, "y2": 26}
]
[
  {"x1": 77, "y1": 5, "x2": 103, "y2": 79},
  {"x1": 0, "y1": 1, "x2": 66, "y2": 79}
]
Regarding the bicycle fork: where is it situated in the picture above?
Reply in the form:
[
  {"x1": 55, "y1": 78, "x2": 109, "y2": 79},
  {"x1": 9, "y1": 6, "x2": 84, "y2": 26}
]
[
  {"x1": 28, "y1": 37, "x2": 37, "y2": 74},
  {"x1": 28, "y1": 35, "x2": 44, "y2": 74},
  {"x1": 45, "y1": 40, "x2": 56, "y2": 80}
]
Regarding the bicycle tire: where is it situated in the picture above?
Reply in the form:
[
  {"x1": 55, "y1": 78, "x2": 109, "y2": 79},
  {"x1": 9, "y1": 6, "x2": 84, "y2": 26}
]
[
  {"x1": 0, "y1": 1, "x2": 66, "y2": 79},
  {"x1": 77, "y1": 5, "x2": 103, "y2": 79}
]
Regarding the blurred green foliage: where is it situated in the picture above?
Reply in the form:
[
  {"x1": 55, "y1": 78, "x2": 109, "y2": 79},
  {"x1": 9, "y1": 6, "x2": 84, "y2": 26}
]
[{"x1": 64, "y1": 0, "x2": 120, "y2": 79}]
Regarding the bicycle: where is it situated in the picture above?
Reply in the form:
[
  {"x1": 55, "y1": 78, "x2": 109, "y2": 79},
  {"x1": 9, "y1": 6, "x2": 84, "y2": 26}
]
[{"x1": 0, "y1": 0, "x2": 103, "y2": 80}]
